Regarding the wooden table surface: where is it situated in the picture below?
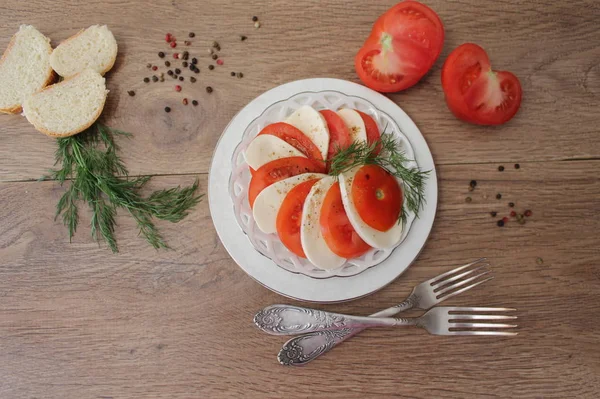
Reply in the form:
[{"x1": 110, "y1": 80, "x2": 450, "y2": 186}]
[{"x1": 1, "y1": 0, "x2": 599, "y2": 398}]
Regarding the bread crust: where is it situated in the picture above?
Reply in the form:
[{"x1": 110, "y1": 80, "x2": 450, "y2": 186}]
[{"x1": 0, "y1": 26, "x2": 54, "y2": 114}]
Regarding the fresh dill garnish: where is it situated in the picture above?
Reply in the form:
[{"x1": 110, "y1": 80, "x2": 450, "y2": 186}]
[
  {"x1": 328, "y1": 133, "x2": 429, "y2": 225},
  {"x1": 45, "y1": 123, "x2": 203, "y2": 252}
]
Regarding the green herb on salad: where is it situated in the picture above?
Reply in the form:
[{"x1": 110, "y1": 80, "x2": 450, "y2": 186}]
[{"x1": 42, "y1": 123, "x2": 202, "y2": 252}]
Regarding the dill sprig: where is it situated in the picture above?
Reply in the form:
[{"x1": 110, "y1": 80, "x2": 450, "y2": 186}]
[
  {"x1": 328, "y1": 133, "x2": 429, "y2": 225},
  {"x1": 46, "y1": 123, "x2": 203, "y2": 252}
]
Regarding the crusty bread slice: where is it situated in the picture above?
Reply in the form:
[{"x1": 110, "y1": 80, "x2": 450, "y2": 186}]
[
  {"x1": 0, "y1": 25, "x2": 54, "y2": 114},
  {"x1": 50, "y1": 25, "x2": 118, "y2": 78},
  {"x1": 23, "y1": 69, "x2": 108, "y2": 138}
]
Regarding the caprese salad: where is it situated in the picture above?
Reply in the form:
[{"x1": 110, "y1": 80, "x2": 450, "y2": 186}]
[{"x1": 243, "y1": 105, "x2": 428, "y2": 271}]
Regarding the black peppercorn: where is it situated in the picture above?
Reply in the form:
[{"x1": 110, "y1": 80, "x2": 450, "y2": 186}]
[
  {"x1": 158, "y1": 51, "x2": 165, "y2": 58},
  {"x1": 509, "y1": 202, "x2": 515, "y2": 208},
  {"x1": 143, "y1": 77, "x2": 150, "y2": 83},
  {"x1": 152, "y1": 75, "x2": 158, "y2": 82},
  {"x1": 190, "y1": 77, "x2": 196, "y2": 83},
  {"x1": 496, "y1": 193, "x2": 502, "y2": 200},
  {"x1": 192, "y1": 100, "x2": 198, "y2": 106},
  {"x1": 165, "y1": 61, "x2": 171, "y2": 67},
  {"x1": 515, "y1": 164, "x2": 520, "y2": 169},
  {"x1": 497, "y1": 220, "x2": 505, "y2": 227},
  {"x1": 179, "y1": 76, "x2": 184, "y2": 81},
  {"x1": 252, "y1": 16, "x2": 258, "y2": 22},
  {"x1": 167, "y1": 70, "x2": 173, "y2": 75},
  {"x1": 212, "y1": 54, "x2": 218, "y2": 60},
  {"x1": 189, "y1": 32, "x2": 195, "y2": 38},
  {"x1": 175, "y1": 68, "x2": 181, "y2": 74},
  {"x1": 237, "y1": 72, "x2": 243, "y2": 78},
  {"x1": 192, "y1": 57, "x2": 198, "y2": 64},
  {"x1": 490, "y1": 211, "x2": 497, "y2": 217},
  {"x1": 182, "y1": 61, "x2": 188, "y2": 67},
  {"x1": 127, "y1": 90, "x2": 135, "y2": 96},
  {"x1": 164, "y1": 106, "x2": 171, "y2": 113},
  {"x1": 231, "y1": 71, "x2": 236, "y2": 76},
  {"x1": 206, "y1": 86, "x2": 213, "y2": 93},
  {"x1": 182, "y1": 51, "x2": 189, "y2": 60},
  {"x1": 498, "y1": 165, "x2": 505, "y2": 171},
  {"x1": 208, "y1": 65, "x2": 214, "y2": 70},
  {"x1": 240, "y1": 35, "x2": 247, "y2": 41},
  {"x1": 470, "y1": 180, "x2": 477, "y2": 187},
  {"x1": 194, "y1": 68, "x2": 200, "y2": 74}
]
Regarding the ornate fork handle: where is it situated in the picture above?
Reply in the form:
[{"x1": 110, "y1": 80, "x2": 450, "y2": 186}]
[{"x1": 274, "y1": 298, "x2": 416, "y2": 366}]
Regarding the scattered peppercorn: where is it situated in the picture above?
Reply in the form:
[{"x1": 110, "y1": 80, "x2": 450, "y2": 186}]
[
  {"x1": 212, "y1": 41, "x2": 219, "y2": 48},
  {"x1": 158, "y1": 51, "x2": 165, "y2": 58},
  {"x1": 189, "y1": 32, "x2": 195, "y2": 38},
  {"x1": 470, "y1": 180, "x2": 477, "y2": 187},
  {"x1": 217, "y1": 59, "x2": 224, "y2": 65},
  {"x1": 182, "y1": 61, "x2": 188, "y2": 67},
  {"x1": 192, "y1": 100, "x2": 198, "y2": 106},
  {"x1": 182, "y1": 51, "x2": 189, "y2": 60},
  {"x1": 170, "y1": 41, "x2": 177, "y2": 48},
  {"x1": 184, "y1": 40, "x2": 192, "y2": 46},
  {"x1": 175, "y1": 85, "x2": 182, "y2": 92},
  {"x1": 194, "y1": 67, "x2": 199, "y2": 74},
  {"x1": 152, "y1": 75, "x2": 158, "y2": 82},
  {"x1": 207, "y1": 48, "x2": 214, "y2": 55},
  {"x1": 524, "y1": 210, "x2": 532, "y2": 217},
  {"x1": 167, "y1": 70, "x2": 173, "y2": 75},
  {"x1": 516, "y1": 213, "x2": 524, "y2": 221},
  {"x1": 496, "y1": 193, "x2": 502, "y2": 199},
  {"x1": 509, "y1": 202, "x2": 515, "y2": 207},
  {"x1": 165, "y1": 33, "x2": 173, "y2": 43},
  {"x1": 206, "y1": 86, "x2": 213, "y2": 93},
  {"x1": 143, "y1": 77, "x2": 150, "y2": 83},
  {"x1": 212, "y1": 54, "x2": 218, "y2": 60},
  {"x1": 240, "y1": 35, "x2": 247, "y2": 41},
  {"x1": 490, "y1": 211, "x2": 497, "y2": 217},
  {"x1": 165, "y1": 61, "x2": 171, "y2": 67},
  {"x1": 164, "y1": 106, "x2": 171, "y2": 113},
  {"x1": 190, "y1": 77, "x2": 197, "y2": 83},
  {"x1": 252, "y1": 16, "x2": 258, "y2": 22},
  {"x1": 189, "y1": 64, "x2": 196, "y2": 71},
  {"x1": 192, "y1": 57, "x2": 198, "y2": 64},
  {"x1": 465, "y1": 196, "x2": 472, "y2": 203},
  {"x1": 536, "y1": 257, "x2": 543, "y2": 265},
  {"x1": 172, "y1": 74, "x2": 177, "y2": 79},
  {"x1": 127, "y1": 90, "x2": 135, "y2": 96},
  {"x1": 468, "y1": 186, "x2": 474, "y2": 192},
  {"x1": 514, "y1": 164, "x2": 520, "y2": 169},
  {"x1": 209, "y1": 65, "x2": 214, "y2": 70},
  {"x1": 510, "y1": 211, "x2": 516, "y2": 217},
  {"x1": 173, "y1": 53, "x2": 179, "y2": 59},
  {"x1": 182, "y1": 98, "x2": 188, "y2": 105},
  {"x1": 179, "y1": 76, "x2": 184, "y2": 81},
  {"x1": 146, "y1": 63, "x2": 152, "y2": 69},
  {"x1": 231, "y1": 71, "x2": 236, "y2": 76},
  {"x1": 254, "y1": 21, "x2": 261, "y2": 29},
  {"x1": 502, "y1": 216, "x2": 509, "y2": 223},
  {"x1": 175, "y1": 68, "x2": 181, "y2": 74},
  {"x1": 159, "y1": 75, "x2": 165, "y2": 82},
  {"x1": 518, "y1": 218, "x2": 526, "y2": 225},
  {"x1": 498, "y1": 165, "x2": 505, "y2": 171},
  {"x1": 237, "y1": 72, "x2": 243, "y2": 78},
  {"x1": 497, "y1": 220, "x2": 504, "y2": 227}
]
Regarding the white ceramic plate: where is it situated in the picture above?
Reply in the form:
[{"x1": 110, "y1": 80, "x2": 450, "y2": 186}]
[{"x1": 209, "y1": 78, "x2": 437, "y2": 303}]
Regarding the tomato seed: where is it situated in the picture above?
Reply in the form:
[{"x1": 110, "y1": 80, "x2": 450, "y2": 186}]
[
  {"x1": 184, "y1": 40, "x2": 191, "y2": 46},
  {"x1": 192, "y1": 58, "x2": 198, "y2": 64},
  {"x1": 254, "y1": 21, "x2": 261, "y2": 29},
  {"x1": 468, "y1": 186, "x2": 474, "y2": 192},
  {"x1": 536, "y1": 257, "x2": 544, "y2": 265},
  {"x1": 212, "y1": 41, "x2": 219, "y2": 48},
  {"x1": 237, "y1": 72, "x2": 243, "y2": 78}
]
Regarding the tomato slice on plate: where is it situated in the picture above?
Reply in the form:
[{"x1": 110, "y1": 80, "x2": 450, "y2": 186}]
[
  {"x1": 320, "y1": 110, "x2": 352, "y2": 160},
  {"x1": 258, "y1": 122, "x2": 324, "y2": 162},
  {"x1": 441, "y1": 43, "x2": 522, "y2": 125},
  {"x1": 355, "y1": 110, "x2": 382, "y2": 154},
  {"x1": 355, "y1": 1, "x2": 444, "y2": 93},
  {"x1": 248, "y1": 157, "x2": 324, "y2": 208},
  {"x1": 351, "y1": 164, "x2": 402, "y2": 231},
  {"x1": 276, "y1": 179, "x2": 320, "y2": 258},
  {"x1": 320, "y1": 182, "x2": 371, "y2": 258}
]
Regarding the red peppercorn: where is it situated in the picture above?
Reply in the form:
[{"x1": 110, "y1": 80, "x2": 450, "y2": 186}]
[
  {"x1": 502, "y1": 216, "x2": 509, "y2": 223},
  {"x1": 524, "y1": 210, "x2": 532, "y2": 217},
  {"x1": 175, "y1": 85, "x2": 182, "y2": 92},
  {"x1": 170, "y1": 41, "x2": 177, "y2": 48},
  {"x1": 165, "y1": 33, "x2": 172, "y2": 43},
  {"x1": 151, "y1": 65, "x2": 158, "y2": 71},
  {"x1": 216, "y1": 59, "x2": 224, "y2": 66},
  {"x1": 510, "y1": 211, "x2": 516, "y2": 217},
  {"x1": 173, "y1": 53, "x2": 179, "y2": 59}
]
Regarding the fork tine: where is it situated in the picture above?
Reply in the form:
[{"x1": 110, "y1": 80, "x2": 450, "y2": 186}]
[
  {"x1": 426, "y1": 258, "x2": 488, "y2": 285},
  {"x1": 448, "y1": 314, "x2": 517, "y2": 320},
  {"x1": 436, "y1": 276, "x2": 494, "y2": 300},
  {"x1": 433, "y1": 265, "x2": 489, "y2": 289},
  {"x1": 445, "y1": 307, "x2": 516, "y2": 312},
  {"x1": 450, "y1": 322, "x2": 518, "y2": 329},
  {"x1": 447, "y1": 331, "x2": 518, "y2": 336},
  {"x1": 435, "y1": 270, "x2": 491, "y2": 296}
]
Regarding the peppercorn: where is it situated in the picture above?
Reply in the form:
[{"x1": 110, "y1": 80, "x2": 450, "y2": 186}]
[
  {"x1": 217, "y1": 59, "x2": 224, "y2": 66},
  {"x1": 152, "y1": 66, "x2": 158, "y2": 71},
  {"x1": 510, "y1": 211, "x2": 516, "y2": 217},
  {"x1": 182, "y1": 51, "x2": 189, "y2": 60},
  {"x1": 518, "y1": 218, "x2": 526, "y2": 225},
  {"x1": 502, "y1": 216, "x2": 509, "y2": 223},
  {"x1": 173, "y1": 53, "x2": 179, "y2": 59},
  {"x1": 165, "y1": 61, "x2": 171, "y2": 67},
  {"x1": 496, "y1": 193, "x2": 502, "y2": 199},
  {"x1": 497, "y1": 220, "x2": 504, "y2": 227},
  {"x1": 470, "y1": 180, "x2": 477, "y2": 187},
  {"x1": 175, "y1": 85, "x2": 182, "y2": 92},
  {"x1": 190, "y1": 77, "x2": 197, "y2": 83},
  {"x1": 231, "y1": 71, "x2": 236, "y2": 76},
  {"x1": 189, "y1": 64, "x2": 196, "y2": 71},
  {"x1": 490, "y1": 211, "x2": 497, "y2": 217},
  {"x1": 167, "y1": 70, "x2": 173, "y2": 75},
  {"x1": 172, "y1": 74, "x2": 177, "y2": 79},
  {"x1": 192, "y1": 100, "x2": 198, "y2": 106},
  {"x1": 208, "y1": 65, "x2": 214, "y2": 70},
  {"x1": 516, "y1": 214, "x2": 524, "y2": 221},
  {"x1": 146, "y1": 63, "x2": 152, "y2": 69},
  {"x1": 237, "y1": 72, "x2": 243, "y2": 78},
  {"x1": 192, "y1": 57, "x2": 198, "y2": 64},
  {"x1": 468, "y1": 186, "x2": 474, "y2": 192},
  {"x1": 194, "y1": 68, "x2": 199, "y2": 74},
  {"x1": 165, "y1": 33, "x2": 173, "y2": 43},
  {"x1": 524, "y1": 210, "x2": 532, "y2": 217},
  {"x1": 252, "y1": 16, "x2": 258, "y2": 22},
  {"x1": 175, "y1": 68, "x2": 181, "y2": 74},
  {"x1": 536, "y1": 257, "x2": 544, "y2": 265},
  {"x1": 143, "y1": 77, "x2": 150, "y2": 83},
  {"x1": 206, "y1": 86, "x2": 213, "y2": 93},
  {"x1": 170, "y1": 41, "x2": 177, "y2": 48},
  {"x1": 514, "y1": 164, "x2": 520, "y2": 169},
  {"x1": 182, "y1": 98, "x2": 188, "y2": 105},
  {"x1": 164, "y1": 106, "x2": 171, "y2": 113},
  {"x1": 212, "y1": 41, "x2": 219, "y2": 48},
  {"x1": 212, "y1": 54, "x2": 218, "y2": 60},
  {"x1": 184, "y1": 40, "x2": 192, "y2": 46},
  {"x1": 127, "y1": 90, "x2": 135, "y2": 96},
  {"x1": 240, "y1": 35, "x2": 247, "y2": 41},
  {"x1": 207, "y1": 48, "x2": 214, "y2": 55},
  {"x1": 158, "y1": 52, "x2": 165, "y2": 58},
  {"x1": 254, "y1": 22, "x2": 261, "y2": 29},
  {"x1": 152, "y1": 75, "x2": 158, "y2": 82},
  {"x1": 498, "y1": 165, "x2": 505, "y2": 171},
  {"x1": 189, "y1": 32, "x2": 195, "y2": 38},
  {"x1": 159, "y1": 75, "x2": 165, "y2": 82},
  {"x1": 465, "y1": 197, "x2": 472, "y2": 203},
  {"x1": 179, "y1": 76, "x2": 184, "y2": 81},
  {"x1": 509, "y1": 202, "x2": 515, "y2": 207},
  {"x1": 182, "y1": 61, "x2": 188, "y2": 67}
]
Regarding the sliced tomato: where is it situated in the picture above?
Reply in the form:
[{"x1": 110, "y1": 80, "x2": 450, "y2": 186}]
[
  {"x1": 351, "y1": 164, "x2": 402, "y2": 231},
  {"x1": 355, "y1": 110, "x2": 382, "y2": 154},
  {"x1": 320, "y1": 110, "x2": 352, "y2": 160},
  {"x1": 355, "y1": 1, "x2": 444, "y2": 93},
  {"x1": 248, "y1": 157, "x2": 324, "y2": 208},
  {"x1": 320, "y1": 182, "x2": 371, "y2": 258},
  {"x1": 441, "y1": 43, "x2": 522, "y2": 125},
  {"x1": 276, "y1": 179, "x2": 320, "y2": 258},
  {"x1": 257, "y1": 122, "x2": 324, "y2": 162}
]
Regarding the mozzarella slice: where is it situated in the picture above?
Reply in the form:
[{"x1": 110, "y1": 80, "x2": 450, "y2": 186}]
[
  {"x1": 285, "y1": 105, "x2": 329, "y2": 160},
  {"x1": 337, "y1": 108, "x2": 367, "y2": 144},
  {"x1": 300, "y1": 176, "x2": 346, "y2": 270},
  {"x1": 253, "y1": 173, "x2": 327, "y2": 234},
  {"x1": 338, "y1": 166, "x2": 403, "y2": 249},
  {"x1": 244, "y1": 134, "x2": 305, "y2": 170}
]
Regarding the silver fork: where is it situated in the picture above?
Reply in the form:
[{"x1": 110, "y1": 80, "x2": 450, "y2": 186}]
[{"x1": 267, "y1": 258, "x2": 493, "y2": 365}]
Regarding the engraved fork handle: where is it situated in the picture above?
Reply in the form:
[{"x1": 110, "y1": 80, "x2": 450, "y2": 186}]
[{"x1": 276, "y1": 297, "x2": 417, "y2": 366}]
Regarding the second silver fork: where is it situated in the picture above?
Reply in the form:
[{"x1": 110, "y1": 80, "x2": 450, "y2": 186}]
[{"x1": 271, "y1": 258, "x2": 493, "y2": 366}]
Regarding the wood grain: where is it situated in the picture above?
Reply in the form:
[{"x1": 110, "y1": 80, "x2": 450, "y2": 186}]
[{"x1": 0, "y1": 0, "x2": 599, "y2": 398}]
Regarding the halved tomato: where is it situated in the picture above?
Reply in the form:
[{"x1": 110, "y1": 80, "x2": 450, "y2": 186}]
[
  {"x1": 276, "y1": 179, "x2": 320, "y2": 258},
  {"x1": 320, "y1": 110, "x2": 352, "y2": 161},
  {"x1": 320, "y1": 182, "x2": 371, "y2": 258},
  {"x1": 355, "y1": 110, "x2": 382, "y2": 154},
  {"x1": 351, "y1": 164, "x2": 402, "y2": 231},
  {"x1": 248, "y1": 157, "x2": 324, "y2": 208},
  {"x1": 257, "y1": 122, "x2": 324, "y2": 162},
  {"x1": 441, "y1": 43, "x2": 522, "y2": 125},
  {"x1": 355, "y1": 1, "x2": 444, "y2": 93}
]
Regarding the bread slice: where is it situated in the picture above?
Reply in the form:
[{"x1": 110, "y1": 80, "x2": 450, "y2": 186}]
[
  {"x1": 50, "y1": 25, "x2": 117, "y2": 78},
  {"x1": 23, "y1": 69, "x2": 108, "y2": 138},
  {"x1": 0, "y1": 25, "x2": 54, "y2": 114}
]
